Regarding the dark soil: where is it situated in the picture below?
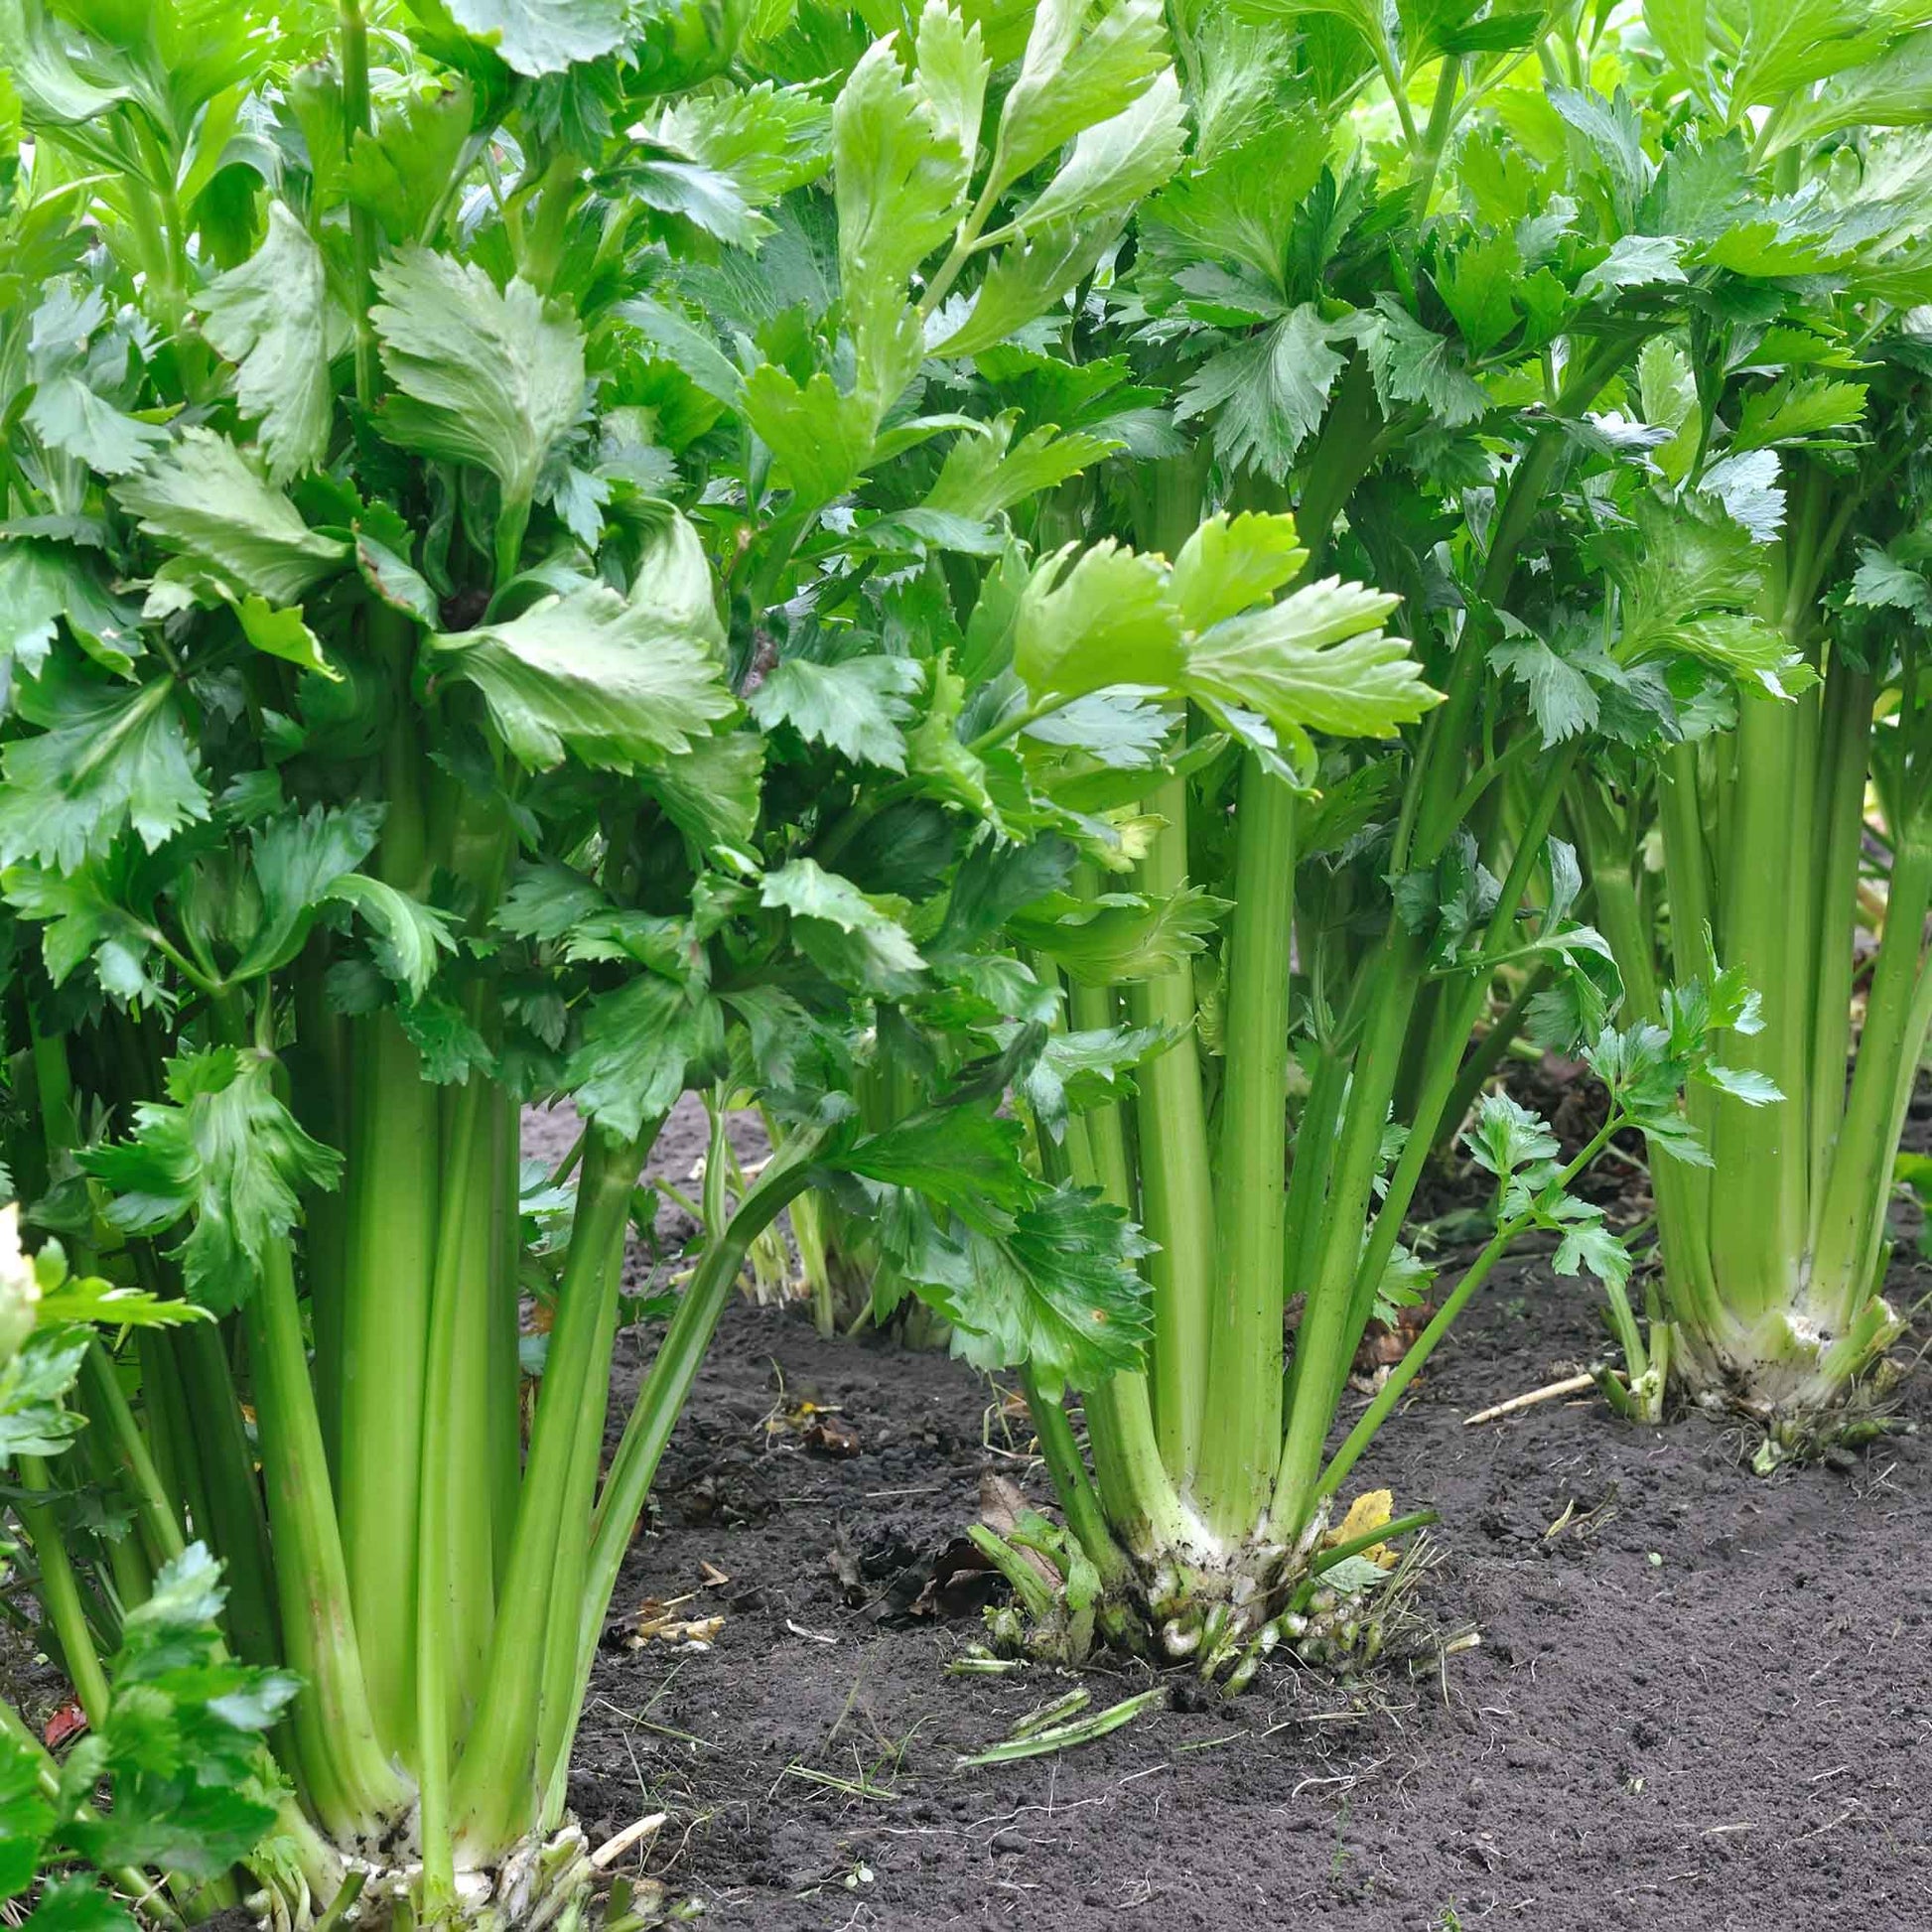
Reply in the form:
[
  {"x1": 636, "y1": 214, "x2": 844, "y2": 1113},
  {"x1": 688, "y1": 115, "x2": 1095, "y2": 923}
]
[{"x1": 566, "y1": 1102, "x2": 1932, "y2": 1932}]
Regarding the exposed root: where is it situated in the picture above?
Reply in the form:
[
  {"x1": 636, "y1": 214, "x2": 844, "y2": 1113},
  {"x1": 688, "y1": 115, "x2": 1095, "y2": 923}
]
[
  {"x1": 971, "y1": 1502, "x2": 1444, "y2": 1693},
  {"x1": 1736, "y1": 1366, "x2": 1916, "y2": 1473},
  {"x1": 242, "y1": 1826, "x2": 597, "y2": 1931}
]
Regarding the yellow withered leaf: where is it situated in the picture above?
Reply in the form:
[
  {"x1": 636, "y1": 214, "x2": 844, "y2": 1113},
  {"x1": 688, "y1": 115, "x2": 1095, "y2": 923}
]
[{"x1": 1325, "y1": 1488, "x2": 1398, "y2": 1570}]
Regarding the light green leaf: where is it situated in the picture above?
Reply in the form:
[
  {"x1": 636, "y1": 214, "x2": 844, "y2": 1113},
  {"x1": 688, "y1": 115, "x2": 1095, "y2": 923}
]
[
  {"x1": 2, "y1": 861, "x2": 156, "y2": 996},
  {"x1": 1730, "y1": 0, "x2": 1899, "y2": 108},
  {"x1": 371, "y1": 250, "x2": 585, "y2": 522},
  {"x1": 1576, "y1": 232, "x2": 1688, "y2": 302},
  {"x1": 1014, "y1": 541, "x2": 1185, "y2": 705},
  {"x1": 1139, "y1": 112, "x2": 1329, "y2": 293},
  {"x1": 1850, "y1": 540, "x2": 1932, "y2": 617},
  {"x1": 1636, "y1": 336, "x2": 1700, "y2": 484},
  {"x1": 1491, "y1": 632, "x2": 1599, "y2": 746},
  {"x1": 1552, "y1": 1214, "x2": 1631, "y2": 1292},
  {"x1": 0, "y1": 0, "x2": 138, "y2": 142},
  {"x1": 0, "y1": 543, "x2": 66, "y2": 681},
  {"x1": 986, "y1": 0, "x2": 1171, "y2": 200},
  {"x1": 922, "y1": 415, "x2": 1118, "y2": 522},
  {"x1": 906, "y1": 650, "x2": 1000, "y2": 824},
  {"x1": 1169, "y1": 510, "x2": 1308, "y2": 632},
  {"x1": 1548, "y1": 85, "x2": 1652, "y2": 224},
  {"x1": 1438, "y1": 230, "x2": 1521, "y2": 356},
  {"x1": 845, "y1": 1109, "x2": 1034, "y2": 1214},
  {"x1": 426, "y1": 581, "x2": 734, "y2": 772},
  {"x1": 1699, "y1": 1060, "x2": 1783, "y2": 1105},
  {"x1": 928, "y1": 216, "x2": 1121, "y2": 359},
  {"x1": 79, "y1": 1048, "x2": 343, "y2": 1315},
  {"x1": 1020, "y1": 1024, "x2": 1169, "y2": 1143},
  {"x1": 1764, "y1": 29, "x2": 1932, "y2": 151},
  {"x1": 354, "y1": 532, "x2": 441, "y2": 626},
  {"x1": 638, "y1": 729, "x2": 766, "y2": 854},
  {"x1": 24, "y1": 369, "x2": 168, "y2": 477},
  {"x1": 760, "y1": 857, "x2": 925, "y2": 996},
  {"x1": 741, "y1": 363, "x2": 880, "y2": 506},
  {"x1": 345, "y1": 77, "x2": 475, "y2": 245},
  {"x1": 621, "y1": 157, "x2": 766, "y2": 248},
  {"x1": 1003, "y1": 67, "x2": 1185, "y2": 233},
  {"x1": 235, "y1": 596, "x2": 335, "y2": 679},
  {"x1": 115, "y1": 428, "x2": 349, "y2": 606},
  {"x1": 0, "y1": 1326, "x2": 91, "y2": 1461},
  {"x1": 194, "y1": 202, "x2": 332, "y2": 483},
  {"x1": 1595, "y1": 493, "x2": 1773, "y2": 665},
  {"x1": 24, "y1": 285, "x2": 169, "y2": 477},
  {"x1": 834, "y1": 25, "x2": 971, "y2": 395},
  {"x1": 326, "y1": 875, "x2": 457, "y2": 1000},
  {"x1": 647, "y1": 80, "x2": 834, "y2": 206},
  {"x1": 1360, "y1": 296, "x2": 1487, "y2": 430},
  {"x1": 1701, "y1": 450, "x2": 1784, "y2": 543},
  {"x1": 1184, "y1": 577, "x2": 1435, "y2": 750},
  {"x1": 0, "y1": 541, "x2": 141, "y2": 682},
  {"x1": 218, "y1": 801, "x2": 380, "y2": 980},
  {"x1": 0, "y1": 661, "x2": 207, "y2": 869},
  {"x1": 1643, "y1": 0, "x2": 1709, "y2": 82},
  {"x1": 495, "y1": 862, "x2": 608, "y2": 942},
  {"x1": 616, "y1": 298, "x2": 745, "y2": 407},
  {"x1": 748, "y1": 655, "x2": 923, "y2": 770},
  {"x1": 1007, "y1": 884, "x2": 1224, "y2": 985},
  {"x1": 435, "y1": 0, "x2": 629, "y2": 76},
  {"x1": 1731, "y1": 376, "x2": 1867, "y2": 452},
  {"x1": 915, "y1": 0, "x2": 991, "y2": 173},
  {"x1": 942, "y1": 1186, "x2": 1154, "y2": 1397},
  {"x1": 567, "y1": 976, "x2": 726, "y2": 1142},
  {"x1": 1465, "y1": 1090, "x2": 1560, "y2": 1178}
]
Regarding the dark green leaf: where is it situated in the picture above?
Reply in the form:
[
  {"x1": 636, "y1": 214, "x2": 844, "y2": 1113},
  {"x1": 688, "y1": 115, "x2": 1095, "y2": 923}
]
[{"x1": 748, "y1": 655, "x2": 922, "y2": 770}]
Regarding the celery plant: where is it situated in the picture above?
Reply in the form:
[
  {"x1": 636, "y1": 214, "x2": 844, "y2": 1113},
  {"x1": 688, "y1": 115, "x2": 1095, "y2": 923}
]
[
  {"x1": 0, "y1": 0, "x2": 1233, "y2": 1913},
  {"x1": 1540, "y1": 12, "x2": 1932, "y2": 1449},
  {"x1": 1576, "y1": 412, "x2": 1932, "y2": 1442}
]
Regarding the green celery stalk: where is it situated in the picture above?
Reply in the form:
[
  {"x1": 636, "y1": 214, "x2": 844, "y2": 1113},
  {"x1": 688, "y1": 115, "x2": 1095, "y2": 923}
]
[
  {"x1": 450, "y1": 1128, "x2": 649, "y2": 1859},
  {"x1": 1194, "y1": 761, "x2": 1295, "y2": 1539},
  {"x1": 1126, "y1": 779, "x2": 1215, "y2": 1484}
]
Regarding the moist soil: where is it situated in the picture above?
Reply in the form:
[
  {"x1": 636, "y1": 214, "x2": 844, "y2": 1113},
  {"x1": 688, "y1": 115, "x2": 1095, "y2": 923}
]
[{"x1": 563, "y1": 1090, "x2": 1932, "y2": 1932}]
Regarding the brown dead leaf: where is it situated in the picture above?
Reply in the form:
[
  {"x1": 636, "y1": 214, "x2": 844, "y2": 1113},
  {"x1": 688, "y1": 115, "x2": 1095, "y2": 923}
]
[
  {"x1": 698, "y1": 1560, "x2": 731, "y2": 1588},
  {"x1": 801, "y1": 1412, "x2": 861, "y2": 1456},
  {"x1": 830, "y1": 1534, "x2": 870, "y2": 1608},
  {"x1": 1352, "y1": 1302, "x2": 1435, "y2": 1374},
  {"x1": 766, "y1": 1397, "x2": 860, "y2": 1454},
  {"x1": 44, "y1": 1700, "x2": 86, "y2": 1749},
  {"x1": 907, "y1": 1472, "x2": 1057, "y2": 1618}
]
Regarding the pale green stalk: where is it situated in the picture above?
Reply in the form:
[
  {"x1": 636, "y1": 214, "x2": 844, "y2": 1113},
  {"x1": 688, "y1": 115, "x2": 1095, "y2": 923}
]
[
  {"x1": 451, "y1": 1129, "x2": 646, "y2": 1860},
  {"x1": 1123, "y1": 779, "x2": 1215, "y2": 1482},
  {"x1": 243, "y1": 1245, "x2": 407, "y2": 1843},
  {"x1": 1194, "y1": 763, "x2": 1295, "y2": 1539}
]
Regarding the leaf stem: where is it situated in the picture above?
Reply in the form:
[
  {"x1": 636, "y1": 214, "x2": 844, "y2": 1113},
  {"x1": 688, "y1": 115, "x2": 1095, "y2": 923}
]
[
  {"x1": 1312, "y1": 1114, "x2": 1621, "y2": 1506},
  {"x1": 341, "y1": 0, "x2": 380, "y2": 407}
]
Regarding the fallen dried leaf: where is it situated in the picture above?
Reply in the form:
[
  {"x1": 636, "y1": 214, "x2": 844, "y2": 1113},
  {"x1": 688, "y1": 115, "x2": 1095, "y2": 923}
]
[
  {"x1": 44, "y1": 1701, "x2": 86, "y2": 1749},
  {"x1": 1351, "y1": 1302, "x2": 1437, "y2": 1377},
  {"x1": 802, "y1": 1412, "x2": 862, "y2": 1456},
  {"x1": 907, "y1": 1472, "x2": 1056, "y2": 1619},
  {"x1": 1325, "y1": 1488, "x2": 1398, "y2": 1570}
]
